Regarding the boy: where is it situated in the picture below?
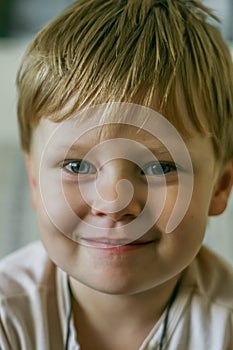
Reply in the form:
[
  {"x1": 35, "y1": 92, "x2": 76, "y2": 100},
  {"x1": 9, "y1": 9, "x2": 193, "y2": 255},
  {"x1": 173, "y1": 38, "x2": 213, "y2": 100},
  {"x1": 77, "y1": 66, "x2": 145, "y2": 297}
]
[{"x1": 1, "y1": 0, "x2": 233, "y2": 349}]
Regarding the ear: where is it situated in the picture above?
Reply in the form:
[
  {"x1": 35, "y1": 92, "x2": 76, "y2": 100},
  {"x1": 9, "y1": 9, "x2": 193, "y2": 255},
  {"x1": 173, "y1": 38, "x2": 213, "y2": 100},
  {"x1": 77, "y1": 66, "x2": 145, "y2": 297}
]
[
  {"x1": 24, "y1": 154, "x2": 38, "y2": 209},
  {"x1": 208, "y1": 160, "x2": 233, "y2": 216}
]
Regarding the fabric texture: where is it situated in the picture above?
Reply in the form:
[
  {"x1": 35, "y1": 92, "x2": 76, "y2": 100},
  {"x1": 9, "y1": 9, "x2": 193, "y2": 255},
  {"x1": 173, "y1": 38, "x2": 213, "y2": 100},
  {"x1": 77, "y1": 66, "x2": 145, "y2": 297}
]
[{"x1": 0, "y1": 241, "x2": 232, "y2": 350}]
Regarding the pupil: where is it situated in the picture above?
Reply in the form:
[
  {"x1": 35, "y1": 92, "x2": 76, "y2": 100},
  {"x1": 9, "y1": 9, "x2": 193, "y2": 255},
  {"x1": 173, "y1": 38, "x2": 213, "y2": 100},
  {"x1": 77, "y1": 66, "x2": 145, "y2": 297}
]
[{"x1": 71, "y1": 162, "x2": 88, "y2": 173}]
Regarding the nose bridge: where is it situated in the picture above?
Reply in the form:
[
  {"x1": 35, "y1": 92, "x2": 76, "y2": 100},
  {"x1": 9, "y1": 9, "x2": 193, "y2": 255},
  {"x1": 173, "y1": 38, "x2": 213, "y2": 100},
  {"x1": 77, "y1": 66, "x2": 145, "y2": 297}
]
[
  {"x1": 99, "y1": 159, "x2": 132, "y2": 200},
  {"x1": 92, "y1": 159, "x2": 143, "y2": 218}
]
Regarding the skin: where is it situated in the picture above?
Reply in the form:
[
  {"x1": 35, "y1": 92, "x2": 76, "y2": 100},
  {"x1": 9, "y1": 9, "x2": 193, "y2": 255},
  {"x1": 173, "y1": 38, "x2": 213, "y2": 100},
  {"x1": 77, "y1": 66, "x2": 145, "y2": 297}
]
[{"x1": 25, "y1": 112, "x2": 233, "y2": 350}]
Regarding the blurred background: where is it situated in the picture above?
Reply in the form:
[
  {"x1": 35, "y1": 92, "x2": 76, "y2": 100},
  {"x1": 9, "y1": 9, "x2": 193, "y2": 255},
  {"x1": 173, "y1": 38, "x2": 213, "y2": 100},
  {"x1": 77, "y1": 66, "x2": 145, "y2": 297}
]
[{"x1": 0, "y1": 0, "x2": 232, "y2": 263}]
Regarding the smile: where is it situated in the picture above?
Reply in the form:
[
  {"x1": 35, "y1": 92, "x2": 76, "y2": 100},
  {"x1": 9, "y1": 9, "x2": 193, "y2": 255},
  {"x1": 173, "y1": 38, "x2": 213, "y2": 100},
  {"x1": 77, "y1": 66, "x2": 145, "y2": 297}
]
[{"x1": 78, "y1": 237, "x2": 159, "y2": 251}]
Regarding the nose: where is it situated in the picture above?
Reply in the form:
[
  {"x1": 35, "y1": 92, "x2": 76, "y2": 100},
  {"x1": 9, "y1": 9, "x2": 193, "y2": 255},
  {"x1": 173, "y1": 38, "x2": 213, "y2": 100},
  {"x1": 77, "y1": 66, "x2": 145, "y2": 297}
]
[{"x1": 91, "y1": 160, "x2": 146, "y2": 222}]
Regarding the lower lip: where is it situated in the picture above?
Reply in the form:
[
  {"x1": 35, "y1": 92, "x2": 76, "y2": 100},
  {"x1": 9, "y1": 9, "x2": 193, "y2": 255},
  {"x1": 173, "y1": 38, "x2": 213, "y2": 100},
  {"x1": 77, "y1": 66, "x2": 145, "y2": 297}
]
[{"x1": 80, "y1": 240, "x2": 157, "y2": 252}]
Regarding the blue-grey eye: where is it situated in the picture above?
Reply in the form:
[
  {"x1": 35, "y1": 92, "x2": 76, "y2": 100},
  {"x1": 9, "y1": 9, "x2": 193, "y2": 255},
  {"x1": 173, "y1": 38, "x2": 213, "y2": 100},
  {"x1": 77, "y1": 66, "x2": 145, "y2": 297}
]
[
  {"x1": 65, "y1": 160, "x2": 96, "y2": 174},
  {"x1": 142, "y1": 162, "x2": 177, "y2": 176}
]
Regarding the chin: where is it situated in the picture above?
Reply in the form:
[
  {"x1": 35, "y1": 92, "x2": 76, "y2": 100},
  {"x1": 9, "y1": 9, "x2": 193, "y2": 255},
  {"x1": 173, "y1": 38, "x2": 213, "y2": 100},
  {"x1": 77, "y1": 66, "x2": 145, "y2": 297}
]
[
  {"x1": 73, "y1": 267, "x2": 157, "y2": 296},
  {"x1": 84, "y1": 280, "x2": 144, "y2": 296}
]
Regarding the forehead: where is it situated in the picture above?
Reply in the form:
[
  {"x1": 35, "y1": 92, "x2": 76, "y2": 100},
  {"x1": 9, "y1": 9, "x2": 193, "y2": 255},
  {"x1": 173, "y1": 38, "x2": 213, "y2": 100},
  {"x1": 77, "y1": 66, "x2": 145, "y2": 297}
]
[
  {"x1": 34, "y1": 102, "x2": 193, "y2": 142},
  {"x1": 32, "y1": 118, "x2": 171, "y2": 156},
  {"x1": 32, "y1": 106, "x2": 189, "y2": 155}
]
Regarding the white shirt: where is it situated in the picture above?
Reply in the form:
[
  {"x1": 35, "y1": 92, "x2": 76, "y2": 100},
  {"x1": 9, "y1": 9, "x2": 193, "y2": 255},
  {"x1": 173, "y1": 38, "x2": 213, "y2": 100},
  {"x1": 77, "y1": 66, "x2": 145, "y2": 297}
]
[{"x1": 0, "y1": 241, "x2": 232, "y2": 350}]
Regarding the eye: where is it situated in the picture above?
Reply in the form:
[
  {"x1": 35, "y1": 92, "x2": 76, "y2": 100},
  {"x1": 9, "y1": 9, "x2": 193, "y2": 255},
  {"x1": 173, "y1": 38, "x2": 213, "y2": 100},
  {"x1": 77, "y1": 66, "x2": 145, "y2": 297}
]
[
  {"x1": 142, "y1": 162, "x2": 177, "y2": 176},
  {"x1": 64, "y1": 160, "x2": 96, "y2": 175}
]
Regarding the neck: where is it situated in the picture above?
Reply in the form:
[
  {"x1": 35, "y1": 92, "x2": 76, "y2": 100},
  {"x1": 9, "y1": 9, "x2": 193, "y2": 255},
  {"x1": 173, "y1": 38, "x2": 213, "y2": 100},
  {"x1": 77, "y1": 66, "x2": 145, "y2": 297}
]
[{"x1": 69, "y1": 274, "x2": 182, "y2": 349}]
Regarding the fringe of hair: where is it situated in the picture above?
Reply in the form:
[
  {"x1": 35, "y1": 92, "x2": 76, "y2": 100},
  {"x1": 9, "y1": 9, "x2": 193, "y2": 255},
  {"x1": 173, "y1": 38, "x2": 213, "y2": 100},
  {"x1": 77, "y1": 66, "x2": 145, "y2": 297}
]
[{"x1": 16, "y1": 0, "x2": 233, "y2": 162}]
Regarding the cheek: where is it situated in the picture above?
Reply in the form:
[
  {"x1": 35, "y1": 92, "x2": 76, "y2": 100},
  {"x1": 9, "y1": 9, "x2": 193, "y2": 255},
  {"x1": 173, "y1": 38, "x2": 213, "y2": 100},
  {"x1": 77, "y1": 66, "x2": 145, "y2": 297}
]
[
  {"x1": 36, "y1": 179, "x2": 89, "y2": 241},
  {"x1": 155, "y1": 182, "x2": 209, "y2": 264},
  {"x1": 62, "y1": 182, "x2": 88, "y2": 217},
  {"x1": 153, "y1": 186, "x2": 179, "y2": 231},
  {"x1": 155, "y1": 168, "x2": 214, "y2": 235},
  {"x1": 36, "y1": 196, "x2": 85, "y2": 273}
]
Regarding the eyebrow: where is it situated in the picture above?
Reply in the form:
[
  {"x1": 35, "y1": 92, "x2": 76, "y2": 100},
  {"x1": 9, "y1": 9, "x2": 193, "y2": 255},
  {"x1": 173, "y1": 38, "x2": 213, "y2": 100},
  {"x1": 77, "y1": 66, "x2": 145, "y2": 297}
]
[
  {"x1": 65, "y1": 144, "x2": 90, "y2": 152},
  {"x1": 146, "y1": 147, "x2": 170, "y2": 154},
  {"x1": 63, "y1": 143, "x2": 172, "y2": 158},
  {"x1": 58, "y1": 143, "x2": 92, "y2": 155}
]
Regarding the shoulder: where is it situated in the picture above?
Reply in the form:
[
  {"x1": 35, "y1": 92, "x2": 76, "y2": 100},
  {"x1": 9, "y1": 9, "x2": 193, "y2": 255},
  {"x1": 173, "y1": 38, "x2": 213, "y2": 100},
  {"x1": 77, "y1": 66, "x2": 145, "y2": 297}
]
[
  {"x1": 0, "y1": 242, "x2": 66, "y2": 349},
  {"x1": 184, "y1": 245, "x2": 233, "y2": 311},
  {"x1": 0, "y1": 241, "x2": 56, "y2": 299},
  {"x1": 173, "y1": 247, "x2": 233, "y2": 348}
]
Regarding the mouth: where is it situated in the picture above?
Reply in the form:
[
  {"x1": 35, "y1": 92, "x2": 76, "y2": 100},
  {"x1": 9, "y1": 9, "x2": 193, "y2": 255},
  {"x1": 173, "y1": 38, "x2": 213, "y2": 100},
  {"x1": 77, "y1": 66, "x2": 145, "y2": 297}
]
[{"x1": 78, "y1": 237, "x2": 159, "y2": 250}]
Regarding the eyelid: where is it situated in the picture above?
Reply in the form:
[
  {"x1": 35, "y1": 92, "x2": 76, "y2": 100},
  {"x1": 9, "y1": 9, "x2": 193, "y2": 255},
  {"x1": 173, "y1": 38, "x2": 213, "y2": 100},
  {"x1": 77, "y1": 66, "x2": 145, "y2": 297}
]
[{"x1": 62, "y1": 159, "x2": 92, "y2": 166}]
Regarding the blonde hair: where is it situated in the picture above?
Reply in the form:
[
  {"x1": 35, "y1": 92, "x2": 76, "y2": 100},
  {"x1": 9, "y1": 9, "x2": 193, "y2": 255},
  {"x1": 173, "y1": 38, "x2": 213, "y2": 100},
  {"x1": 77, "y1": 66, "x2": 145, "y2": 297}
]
[{"x1": 17, "y1": 0, "x2": 233, "y2": 162}]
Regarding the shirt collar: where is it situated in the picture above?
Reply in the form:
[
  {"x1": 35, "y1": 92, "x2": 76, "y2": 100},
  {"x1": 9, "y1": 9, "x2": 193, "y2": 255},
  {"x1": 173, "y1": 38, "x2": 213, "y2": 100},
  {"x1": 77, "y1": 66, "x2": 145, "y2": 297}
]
[{"x1": 56, "y1": 267, "x2": 80, "y2": 349}]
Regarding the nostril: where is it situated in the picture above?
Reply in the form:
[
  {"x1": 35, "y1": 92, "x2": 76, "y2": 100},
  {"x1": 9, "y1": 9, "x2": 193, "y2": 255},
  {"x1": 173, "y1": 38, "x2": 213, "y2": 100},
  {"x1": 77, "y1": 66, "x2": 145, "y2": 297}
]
[
  {"x1": 91, "y1": 205, "x2": 138, "y2": 223},
  {"x1": 95, "y1": 211, "x2": 106, "y2": 217}
]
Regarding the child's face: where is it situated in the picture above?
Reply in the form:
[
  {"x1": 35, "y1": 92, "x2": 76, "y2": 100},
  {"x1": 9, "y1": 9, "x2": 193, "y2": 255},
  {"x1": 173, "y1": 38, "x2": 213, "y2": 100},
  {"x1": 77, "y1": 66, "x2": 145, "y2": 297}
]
[{"x1": 26, "y1": 103, "x2": 231, "y2": 294}]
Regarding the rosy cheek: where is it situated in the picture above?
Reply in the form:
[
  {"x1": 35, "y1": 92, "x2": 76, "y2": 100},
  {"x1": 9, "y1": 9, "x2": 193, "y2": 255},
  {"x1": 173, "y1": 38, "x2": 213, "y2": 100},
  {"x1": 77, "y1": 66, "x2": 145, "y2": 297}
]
[
  {"x1": 151, "y1": 187, "x2": 179, "y2": 232},
  {"x1": 37, "y1": 174, "x2": 88, "y2": 240},
  {"x1": 63, "y1": 182, "x2": 89, "y2": 219}
]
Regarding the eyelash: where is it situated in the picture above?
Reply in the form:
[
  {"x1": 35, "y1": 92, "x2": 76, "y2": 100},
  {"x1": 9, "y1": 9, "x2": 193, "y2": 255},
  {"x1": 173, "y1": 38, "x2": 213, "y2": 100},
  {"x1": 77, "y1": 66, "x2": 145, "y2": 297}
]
[{"x1": 63, "y1": 160, "x2": 177, "y2": 176}]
